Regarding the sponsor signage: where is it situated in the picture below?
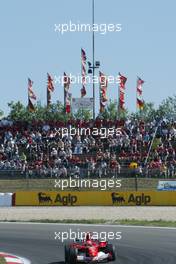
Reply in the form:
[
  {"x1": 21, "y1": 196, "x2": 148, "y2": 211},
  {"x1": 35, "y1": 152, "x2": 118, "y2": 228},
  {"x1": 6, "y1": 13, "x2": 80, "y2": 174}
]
[
  {"x1": 157, "y1": 181, "x2": 176, "y2": 191},
  {"x1": 38, "y1": 192, "x2": 77, "y2": 206},
  {"x1": 0, "y1": 193, "x2": 14, "y2": 207},
  {"x1": 72, "y1": 98, "x2": 93, "y2": 113},
  {"x1": 15, "y1": 191, "x2": 176, "y2": 206},
  {"x1": 111, "y1": 192, "x2": 151, "y2": 206}
]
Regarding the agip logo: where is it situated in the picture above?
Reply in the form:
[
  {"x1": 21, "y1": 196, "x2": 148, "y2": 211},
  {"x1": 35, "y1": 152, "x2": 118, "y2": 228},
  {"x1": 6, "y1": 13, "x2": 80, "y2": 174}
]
[
  {"x1": 111, "y1": 192, "x2": 151, "y2": 206},
  {"x1": 111, "y1": 192, "x2": 125, "y2": 205},
  {"x1": 55, "y1": 193, "x2": 77, "y2": 205},
  {"x1": 128, "y1": 193, "x2": 151, "y2": 206},
  {"x1": 38, "y1": 192, "x2": 77, "y2": 206}
]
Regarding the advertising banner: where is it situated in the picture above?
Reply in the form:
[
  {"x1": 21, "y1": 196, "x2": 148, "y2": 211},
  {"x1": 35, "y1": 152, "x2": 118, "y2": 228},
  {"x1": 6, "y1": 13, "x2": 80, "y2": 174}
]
[
  {"x1": 15, "y1": 191, "x2": 176, "y2": 206},
  {"x1": 157, "y1": 181, "x2": 176, "y2": 191},
  {"x1": 72, "y1": 98, "x2": 93, "y2": 113}
]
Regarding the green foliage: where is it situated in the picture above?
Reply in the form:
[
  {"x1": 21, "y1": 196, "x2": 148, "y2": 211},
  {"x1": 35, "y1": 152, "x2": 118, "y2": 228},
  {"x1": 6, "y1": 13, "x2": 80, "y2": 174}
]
[
  {"x1": 0, "y1": 109, "x2": 4, "y2": 118},
  {"x1": 8, "y1": 101, "x2": 91, "y2": 122},
  {"x1": 73, "y1": 108, "x2": 92, "y2": 120},
  {"x1": 100, "y1": 101, "x2": 128, "y2": 120},
  {"x1": 8, "y1": 101, "x2": 28, "y2": 121},
  {"x1": 156, "y1": 95, "x2": 176, "y2": 119},
  {"x1": 131, "y1": 95, "x2": 176, "y2": 121},
  {"x1": 131, "y1": 102, "x2": 157, "y2": 122},
  {"x1": 6, "y1": 95, "x2": 176, "y2": 122}
]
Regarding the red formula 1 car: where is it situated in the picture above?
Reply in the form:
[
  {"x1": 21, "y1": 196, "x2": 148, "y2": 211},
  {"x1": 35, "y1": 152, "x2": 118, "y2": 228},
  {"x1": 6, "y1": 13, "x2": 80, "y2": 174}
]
[{"x1": 65, "y1": 233, "x2": 116, "y2": 264}]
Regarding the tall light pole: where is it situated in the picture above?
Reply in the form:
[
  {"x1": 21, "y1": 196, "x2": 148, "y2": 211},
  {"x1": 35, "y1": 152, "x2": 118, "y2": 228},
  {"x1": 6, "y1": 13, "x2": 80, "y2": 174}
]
[
  {"x1": 92, "y1": 0, "x2": 95, "y2": 120},
  {"x1": 88, "y1": 0, "x2": 100, "y2": 120}
]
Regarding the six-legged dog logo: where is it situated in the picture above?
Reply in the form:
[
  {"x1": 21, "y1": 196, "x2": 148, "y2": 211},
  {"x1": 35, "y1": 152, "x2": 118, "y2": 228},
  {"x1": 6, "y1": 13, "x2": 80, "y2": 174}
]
[
  {"x1": 111, "y1": 192, "x2": 125, "y2": 205},
  {"x1": 38, "y1": 192, "x2": 53, "y2": 204}
]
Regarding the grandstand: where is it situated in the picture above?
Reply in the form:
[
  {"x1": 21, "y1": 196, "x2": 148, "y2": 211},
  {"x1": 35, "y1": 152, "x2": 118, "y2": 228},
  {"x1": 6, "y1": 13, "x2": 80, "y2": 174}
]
[{"x1": 0, "y1": 117, "x2": 175, "y2": 192}]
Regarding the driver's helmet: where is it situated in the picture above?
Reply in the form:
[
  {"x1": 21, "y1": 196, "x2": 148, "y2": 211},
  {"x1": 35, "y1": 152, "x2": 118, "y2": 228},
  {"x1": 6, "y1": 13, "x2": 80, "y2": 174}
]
[
  {"x1": 86, "y1": 240, "x2": 92, "y2": 246},
  {"x1": 85, "y1": 232, "x2": 93, "y2": 246},
  {"x1": 86, "y1": 232, "x2": 91, "y2": 241}
]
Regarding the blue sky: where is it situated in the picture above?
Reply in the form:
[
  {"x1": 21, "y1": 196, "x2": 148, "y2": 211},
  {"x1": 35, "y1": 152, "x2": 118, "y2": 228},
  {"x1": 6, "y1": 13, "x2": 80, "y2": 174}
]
[{"x1": 0, "y1": 0, "x2": 176, "y2": 115}]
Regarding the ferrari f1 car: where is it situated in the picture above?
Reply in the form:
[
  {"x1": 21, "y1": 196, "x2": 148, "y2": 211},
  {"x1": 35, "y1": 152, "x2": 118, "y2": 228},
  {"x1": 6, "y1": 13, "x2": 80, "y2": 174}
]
[{"x1": 65, "y1": 233, "x2": 116, "y2": 264}]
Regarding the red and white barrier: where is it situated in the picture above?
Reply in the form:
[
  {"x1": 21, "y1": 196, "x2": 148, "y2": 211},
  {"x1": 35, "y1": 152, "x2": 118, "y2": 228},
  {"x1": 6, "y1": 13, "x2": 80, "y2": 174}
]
[
  {"x1": 0, "y1": 252, "x2": 30, "y2": 264},
  {"x1": 0, "y1": 252, "x2": 23, "y2": 263}
]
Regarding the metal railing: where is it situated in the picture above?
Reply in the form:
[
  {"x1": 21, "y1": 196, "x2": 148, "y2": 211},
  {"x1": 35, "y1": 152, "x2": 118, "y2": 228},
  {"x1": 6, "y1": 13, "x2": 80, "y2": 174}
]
[{"x1": 0, "y1": 166, "x2": 175, "y2": 179}]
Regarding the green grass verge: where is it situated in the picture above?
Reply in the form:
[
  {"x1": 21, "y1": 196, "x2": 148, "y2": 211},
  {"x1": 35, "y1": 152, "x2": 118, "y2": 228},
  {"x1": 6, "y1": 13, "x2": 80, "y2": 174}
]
[
  {"x1": 1, "y1": 219, "x2": 176, "y2": 227},
  {"x1": 0, "y1": 257, "x2": 6, "y2": 264}
]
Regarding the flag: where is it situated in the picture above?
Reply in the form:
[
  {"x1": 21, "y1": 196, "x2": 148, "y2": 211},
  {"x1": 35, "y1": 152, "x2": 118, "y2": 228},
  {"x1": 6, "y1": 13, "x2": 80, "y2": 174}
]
[
  {"x1": 137, "y1": 98, "x2": 144, "y2": 110},
  {"x1": 28, "y1": 78, "x2": 36, "y2": 112},
  {"x1": 99, "y1": 71, "x2": 108, "y2": 112},
  {"x1": 47, "y1": 73, "x2": 54, "y2": 106},
  {"x1": 137, "y1": 77, "x2": 144, "y2": 95},
  {"x1": 118, "y1": 72, "x2": 127, "y2": 110},
  {"x1": 119, "y1": 72, "x2": 127, "y2": 89},
  {"x1": 119, "y1": 90, "x2": 125, "y2": 110},
  {"x1": 64, "y1": 72, "x2": 70, "y2": 92},
  {"x1": 136, "y1": 77, "x2": 144, "y2": 110},
  {"x1": 64, "y1": 72, "x2": 71, "y2": 113},
  {"x1": 81, "y1": 48, "x2": 87, "y2": 97},
  {"x1": 28, "y1": 78, "x2": 36, "y2": 100},
  {"x1": 28, "y1": 98, "x2": 35, "y2": 112},
  {"x1": 47, "y1": 73, "x2": 54, "y2": 92},
  {"x1": 65, "y1": 92, "x2": 72, "y2": 114}
]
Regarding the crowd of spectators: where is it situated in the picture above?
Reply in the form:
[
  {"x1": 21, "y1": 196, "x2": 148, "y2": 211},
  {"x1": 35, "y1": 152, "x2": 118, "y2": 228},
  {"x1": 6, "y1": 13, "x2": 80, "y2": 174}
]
[{"x1": 0, "y1": 118, "x2": 176, "y2": 178}]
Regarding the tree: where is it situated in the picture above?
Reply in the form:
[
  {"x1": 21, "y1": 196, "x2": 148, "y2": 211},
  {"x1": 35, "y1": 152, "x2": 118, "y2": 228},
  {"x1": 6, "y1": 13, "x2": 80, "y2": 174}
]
[
  {"x1": 156, "y1": 95, "x2": 176, "y2": 120},
  {"x1": 8, "y1": 101, "x2": 28, "y2": 121},
  {"x1": 100, "y1": 101, "x2": 128, "y2": 120},
  {"x1": 74, "y1": 108, "x2": 92, "y2": 120},
  {"x1": 8, "y1": 100, "x2": 71, "y2": 122},
  {"x1": 0, "y1": 109, "x2": 4, "y2": 118},
  {"x1": 40, "y1": 101, "x2": 66, "y2": 122},
  {"x1": 7, "y1": 95, "x2": 176, "y2": 123},
  {"x1": 131, "y1": 102, "x2": 157, "y2": 122}
]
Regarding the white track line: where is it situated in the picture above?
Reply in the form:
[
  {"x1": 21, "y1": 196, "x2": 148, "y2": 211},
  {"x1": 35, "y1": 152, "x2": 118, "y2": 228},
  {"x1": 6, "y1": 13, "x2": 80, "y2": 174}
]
[
  {"x1": 18, "y1": 257, "x2": 31, "y2": 264},
  {"x1": 1, "y1": 221, "x2": 176, "y2": 230}
]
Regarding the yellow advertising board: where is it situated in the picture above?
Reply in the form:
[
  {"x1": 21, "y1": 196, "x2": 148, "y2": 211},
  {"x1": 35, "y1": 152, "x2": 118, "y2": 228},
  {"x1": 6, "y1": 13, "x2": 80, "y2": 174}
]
[{"x1": 14, "y1": 191, "x2": 176, "y2": 206}]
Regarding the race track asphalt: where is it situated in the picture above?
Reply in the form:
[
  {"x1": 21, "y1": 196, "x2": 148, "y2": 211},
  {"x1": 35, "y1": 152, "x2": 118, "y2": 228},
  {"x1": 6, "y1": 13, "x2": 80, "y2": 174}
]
[{"x1": 0, "y1": 223, "x2": 175, "y2": 264}]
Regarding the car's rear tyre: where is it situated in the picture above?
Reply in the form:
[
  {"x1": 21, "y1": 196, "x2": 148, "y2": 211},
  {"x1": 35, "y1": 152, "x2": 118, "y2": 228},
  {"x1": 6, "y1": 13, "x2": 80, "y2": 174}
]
[
  {"x1": 65, "y1": 244, "x2": 70, "y2": 264},
  {"x1": 68, "y1": 247, "x2": 77, "y2": 264},
  {"x1": 105, "y1": 244, "x2": 116, "y2": 261}
]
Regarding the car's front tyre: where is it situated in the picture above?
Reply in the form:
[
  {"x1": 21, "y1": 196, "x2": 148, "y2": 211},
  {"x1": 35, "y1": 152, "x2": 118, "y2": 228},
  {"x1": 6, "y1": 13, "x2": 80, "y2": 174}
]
[{"x1": 105, "y1": 244, "x2": 116, "y2": 261}]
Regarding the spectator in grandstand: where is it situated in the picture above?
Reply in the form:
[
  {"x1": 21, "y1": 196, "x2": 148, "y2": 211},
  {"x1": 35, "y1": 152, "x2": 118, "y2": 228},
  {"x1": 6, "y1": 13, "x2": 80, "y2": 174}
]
[
  {"x1": 87, "y1": 158, "x2": 96, "y2": 177},
  {"x1": 110, "y1": 156, "x2": 121, "y2": 178},
  {"x1": 0, "y1": 117, "x2": 175, "y2": 179}
]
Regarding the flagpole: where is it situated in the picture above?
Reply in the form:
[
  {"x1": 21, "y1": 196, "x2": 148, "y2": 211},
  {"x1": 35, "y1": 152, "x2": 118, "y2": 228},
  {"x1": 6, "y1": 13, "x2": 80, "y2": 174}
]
[
  {"x1": 64, "y1": 73, "x2": 66, "y2": 112},
  {"x1": 117, "y1": 74, "x2": 120, "y2": 118},
  {"x1": 27, "y1": 80, "x2": 29, "y2": 111},
  {"x1": 47, "y1": 87, "x2": 49, "y2": 107},
  {"x1": 136, "y1": 77, "x2": 138, "y2": 114},
  {"x1": 92, "y1": 0, "x2": 95, "y2": 119},
  {"x1": 88, "y1": 0, "x2": 100, "y2": 118},
  {"x1": 46, "y1": 74, "x2": 48, "y2": 107},
  {"x1": 99, "y1": 72, "x2": 101, "y2": 114}
]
